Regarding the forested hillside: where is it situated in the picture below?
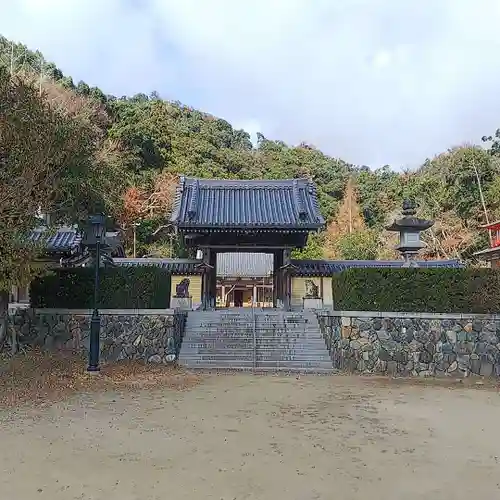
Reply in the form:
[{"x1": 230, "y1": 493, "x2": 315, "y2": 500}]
[{"x1": 2, "y1": 34, "x2": 499, "y2": 263}]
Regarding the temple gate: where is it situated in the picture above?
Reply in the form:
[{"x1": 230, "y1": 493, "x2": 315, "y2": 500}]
[{"x1": 170, "y1": 177, "x2": 325, "y2": 310}]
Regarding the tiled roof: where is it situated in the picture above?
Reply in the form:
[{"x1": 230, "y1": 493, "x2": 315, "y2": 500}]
[
  {"x1": 292, "y1": 259, "x2": 464, "y2": 276},
  {"x1": 30, "y1": 227, "x2": 82, "y2": 254},
  {"x1": 116, "y1": 255, "x2": 274, "y2": 277},
  {"x1": 30, "y1": 227, "x2": 125, "y2": 257},
  {"x1": 217, "y1": 253, "x2": 273, "y2": 278},
  {"x1": 61, "y1": 251, "x2": 116, "y2": 268},
  {"x1": 115, "y1": 256, "x2": 463, "y2": 277},
  {"x1": 170, "y1": 177, "x2": 325, "y2": 231},
  {"x1": 114, "y1": 258, "x2": 205, "y2": 275}
]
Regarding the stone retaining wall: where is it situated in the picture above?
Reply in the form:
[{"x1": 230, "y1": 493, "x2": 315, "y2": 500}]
[
  {"x1": 317, "y1": 311, "x2": 500, "y2": 377},
  {"x1": 8, "y1": 309, "x2": 187, "y2": 364}
]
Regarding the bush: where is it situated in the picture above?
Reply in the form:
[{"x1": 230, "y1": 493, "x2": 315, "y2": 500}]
[
  {"x1": 30, "y1": 267, "x2": 172, "y2": 309},
  {"x1": 332, "y1": 268, "x2": 500, "y2": 313}
]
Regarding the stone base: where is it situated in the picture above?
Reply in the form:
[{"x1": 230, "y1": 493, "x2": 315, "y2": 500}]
[
  {"x1": 303, "y1": 297, "x2": 323, "y2": 309},
  {"x1": 171, "y1": 297, "x2": 193, "y2": 310}
]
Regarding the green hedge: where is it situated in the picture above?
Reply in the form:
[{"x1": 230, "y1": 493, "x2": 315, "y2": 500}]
[
  {"x1": 332, "y1": 268, "x2": 500, "y2": 313},
  {"x1": 30, "y1": 267, "x2": 172, "y2": 309}
]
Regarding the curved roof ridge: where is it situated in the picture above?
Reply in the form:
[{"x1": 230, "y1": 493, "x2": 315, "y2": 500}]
[{"x1": 170, "y1": 176, "x2": 325, "y2": 231}]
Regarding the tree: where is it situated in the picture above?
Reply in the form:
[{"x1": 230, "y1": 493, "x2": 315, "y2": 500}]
[
  {"x1": 324, "y1": 177, "x2": 375, "y2": 259},
  {"x1": 334, "y1": 230, "x2": 379, "y2": 260},
  {"x1": 355, "y1": 165, "x2": 402, "y2": 228},
  {"x1": 482, "y1": 129, "x2": 500, "y2": 157},
  {"x1": 118, "y1": 172, "x2": 178, "y2": 256},
  {"x1": 36, "y1": 78, "x2": 129, "y2": 223},
  {"x1": 0, "y1": 68, "x2": 104, "y2": 347},
  {"x1": 422, "y1": 211, "x2": 476, "y2": 260},
  {"x1": 414, "y1": 145, "x2": 495, "y2": 222},
  {"x1": 292, "y1": 233, "x2": 325, "y2": 260},
  {"x1": 4, "y1": 33, "x2": 500, "y2": 270},
  {"x1": 121, "y1": 186, "x2": 147, "y2": 226}
]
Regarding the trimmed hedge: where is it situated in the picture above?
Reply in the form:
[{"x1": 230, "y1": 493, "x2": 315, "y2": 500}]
[
  {"x1": 30, "y1": 267, "x2": 172, "y2": 309},
  {"x1": 332, "y1": 268, "x2": 500, "y2": 313}
]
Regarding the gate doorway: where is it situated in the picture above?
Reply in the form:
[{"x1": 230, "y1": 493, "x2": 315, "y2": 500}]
[
  {"x1": 233, "y1": 290, "x2": 244, "y2": 307},
  {"x1": 215, "y1": 253, "x2": 274, "y2": 308}
]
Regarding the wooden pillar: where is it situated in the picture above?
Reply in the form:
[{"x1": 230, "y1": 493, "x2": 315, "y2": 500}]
[
  {"x1": 273, "y1": 250, "x2": 284, "y2": 308},
  {"x1": 209, "y1": 250, "x2": 217, "y2": 309},
  {"x1": 201, "y1": 249, "x2": 216, "y2": 309},
  {"x1": 283, "y1": 248, "x2": 292, "y2": 311},
  {"x1": 253, "y1": 284, "x2": 257, "y2": 306},
  {"x1": 201, "y1": 247, "x2": 212, "y2": 310},
  {"x1": 273, "y1": 251, "x2": 282, "y2": 308}
]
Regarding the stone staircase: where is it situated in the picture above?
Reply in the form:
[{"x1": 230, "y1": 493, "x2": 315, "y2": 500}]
[{"x1": 179, "y1": 308, "x2": 333, "y2": 373}]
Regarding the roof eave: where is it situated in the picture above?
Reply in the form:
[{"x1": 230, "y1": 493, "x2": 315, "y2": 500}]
[
  {"x1": 473, "y1": 247, "x2": 500, "y2": 258},
  {"x1": 176, "y1": 224, "x2": 323, "y2": 232},
  {"x1": 479, "y1": 220, "x2": 500, "y2": 229}
]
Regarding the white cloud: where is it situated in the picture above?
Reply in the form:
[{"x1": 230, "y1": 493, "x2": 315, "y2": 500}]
[
  {"x1": 372, "y1": 50, "x2": 393, "y2": 70},
  {"x1": 232, "y1": 119, "x2": 262, "y2": 146},
  {"x1": 1, "y1": 0, "x2": 500, "y2": 167}
]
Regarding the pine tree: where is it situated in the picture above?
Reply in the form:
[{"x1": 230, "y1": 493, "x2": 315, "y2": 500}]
[{"x1": 324, "y1": 177, "x2": 368, "y2": 258}]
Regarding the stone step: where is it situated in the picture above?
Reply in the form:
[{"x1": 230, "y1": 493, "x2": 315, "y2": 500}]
[
  {"x1": 182, "y1": 339, "x2": 326, "y2": 351},
  {"x1": 183, "y1": 337, "x2": 325, "y2": 344},
  {"x1": 181, "y1": 353, "x2": 332, "y2": 361},
  {"x1": 187, "y1": 326, "x2": 316, "y2": 331},
  {"x1": 187, "y1": 323, "x2": 318, "y2": 328},
  {"x1": 186, "y1": 315, "x2": 320, "y2": 321},
  {"x1": 186, "y1": 325, "x2": 321, "y2": 334},
  {"x1": 182, "y1": 365, "x2": 334, "y2": 374},
  {"x1": 188, "y1": 321, "x2": 317, "y2": 325},
  {"x1": 188, "y1": 335, "x2": 324, "y2": 338},
  {"x1": 181, "y1": 310, "x2": 330, "y2": 373},
  {"x1": 183, "y1": 332, "x2": 325, "y2": 338},
  {"x1": 182, "y1": 344, "x2": 327, "y2": 351},
  {"x1": 184, "y1": 330, "x2": 324, "y2": 335},
  {"x1": 182, "y1": 359, "x2": 255, "y2": 368},
  {"x1": 180, "y1": 348, "x2": 331, "y2": 357},
  {"x1": 181, "y1": 359, "x2": 333, "y2": 369},
  {"x1": 182, "y1": 346, "x2": 330, "y2": 353},
  {"x1": 188, "y1": 316, "x2": 316, "y2": 320},
  {"x1": 180, "y1": 345, "x2": 331, "y2": 354},
  {"x1": 181, "y1": 356, "x2": 332, "y2": 364},
  {"x1": 183, "y1": 354, "x2": 330, "y2": 360}
]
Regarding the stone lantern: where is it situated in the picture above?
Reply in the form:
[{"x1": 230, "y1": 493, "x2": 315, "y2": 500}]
[{"x1": 385, "y1": 200, "x2": 434, "y2": 267}]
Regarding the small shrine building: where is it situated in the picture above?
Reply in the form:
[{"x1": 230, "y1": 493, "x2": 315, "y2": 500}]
[{"x1": 474, "y1": 220, "x2": 500, "y2": 267}]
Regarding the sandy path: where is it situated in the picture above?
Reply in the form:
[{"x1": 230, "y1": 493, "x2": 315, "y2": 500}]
[{"x1": 1, "y1": 374, "x2": 500, "y2": 500}]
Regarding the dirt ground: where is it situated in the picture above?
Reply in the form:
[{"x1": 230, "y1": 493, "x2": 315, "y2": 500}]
[{"x1": 2, "y1": 369, "x2": 500, "y2": 500}]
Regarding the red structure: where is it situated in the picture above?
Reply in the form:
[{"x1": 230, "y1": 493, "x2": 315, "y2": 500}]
[
  {"x1": 474, "y1": 221, "x2": 500, "y2": 266},
  {"x1": 485, "y1": 221, "x2": 500, "y2": 247}
]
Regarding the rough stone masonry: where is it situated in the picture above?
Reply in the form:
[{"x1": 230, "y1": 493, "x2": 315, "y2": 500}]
[
  {"x1": 318, "y1": 312, "x2": 500, "y2": 377},
  {"x1": 8, "y1": 309, "x2": 187, "y2": 364}
]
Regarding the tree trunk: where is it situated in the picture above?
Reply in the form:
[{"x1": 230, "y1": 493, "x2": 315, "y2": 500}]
[
  {"x1": 224, "y1": 284, "x2": 237, "y2": 308},
  {"x1": 0, "y1": 290, "x2": 9, "y2": 350}
]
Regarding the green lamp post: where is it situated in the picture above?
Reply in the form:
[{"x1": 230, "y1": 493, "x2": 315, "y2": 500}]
[{"x1": 82, "y1": 214, "x2": 107, "y2": 372}]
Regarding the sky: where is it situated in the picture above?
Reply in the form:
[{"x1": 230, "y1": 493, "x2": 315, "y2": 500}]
[{"x1": 1, "y1": 0, "x2": 500, "y2": 169}]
